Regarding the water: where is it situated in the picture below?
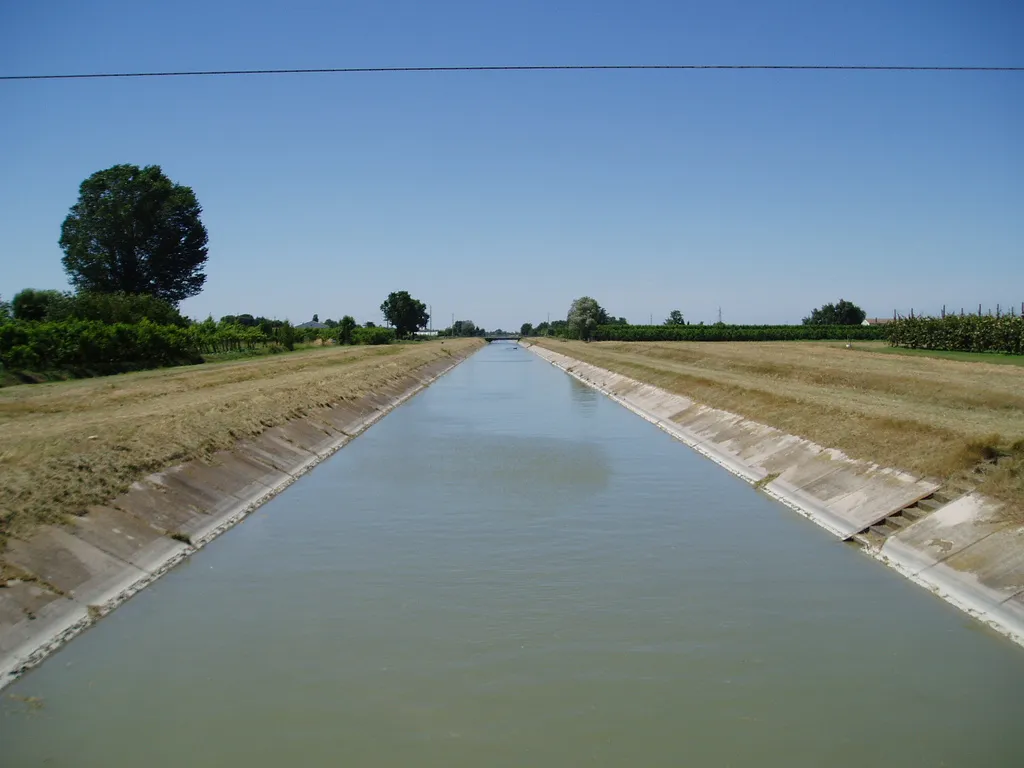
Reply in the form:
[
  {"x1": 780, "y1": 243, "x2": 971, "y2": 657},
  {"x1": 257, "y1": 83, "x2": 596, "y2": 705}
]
[{"x1": 2, "y1": 343, "x2": 1023, "y2": 766}]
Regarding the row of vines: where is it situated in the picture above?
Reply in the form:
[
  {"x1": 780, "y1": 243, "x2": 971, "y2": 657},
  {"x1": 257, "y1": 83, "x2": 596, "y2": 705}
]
[
  {"x1": 0, "y1": 319, "x2": 397, "y2": 375},
  {"x1": 887, "y1": 315, "x2": 1024, "y2": 355},
  {"x1": 588, "y1": 324, "x2": 889, "y2": 342}
]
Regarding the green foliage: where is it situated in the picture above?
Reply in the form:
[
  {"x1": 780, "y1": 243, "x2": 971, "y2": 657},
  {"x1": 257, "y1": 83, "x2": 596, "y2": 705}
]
[
  {"x1": 592, "y1": 324, "x2": 888, "y2": 342},
  {"x1": 0, "y1": 295, "x2": 11, "y2": 322},
  {"x1": 11, "y1": 289, "x2": 65, "y2": 321},
  {"x1": 803, "y1": 299, "x2": 866, "y2": 326},
  {"x1": 520, "y1": 322, "x2": 533, "y2": 336},
  {"x1": 450, "y1": 320, "x2": 478, "y2": 337},
  {"x1": 59, "y1": 164, "x2": 209, "y2": 303},
  {"x1": 0, "y1": 319, "x2": 202, "y2": 373},
  {"x1": 664, "y1": 310, "x2": 685, "y2": 326},
  {"x1": 337, "y1": 315, "x2": 357, "y2": 344},
  {"x1": 567, "y1": 297, "x2": 604, "y2": 340},
  {"x1": 887, "y1": 314, "x2": 1024, "y2": 355},
  {"x1": 273, "y1": 321, "x2": 296, "y2": 351},
  {"x1": 55, "y1": 292, "x2": 189, "y2": 326},
  {"x1": 380, "y1": 291, "x2": 429, "y2": 339},
  {"x1": 352, "y1": 326, "x2": 395, "y2": 345}
]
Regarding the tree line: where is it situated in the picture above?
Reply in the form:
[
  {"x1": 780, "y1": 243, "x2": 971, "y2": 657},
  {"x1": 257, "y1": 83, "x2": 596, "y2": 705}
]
[{"x1": 518, "y1": 297, "x2": 873, "y2": 341}]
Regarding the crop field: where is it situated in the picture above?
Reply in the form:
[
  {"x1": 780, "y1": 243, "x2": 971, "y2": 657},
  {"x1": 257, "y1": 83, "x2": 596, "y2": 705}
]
[{"x1": 533, "y1": 338, "x2": 1024, "y2": 515}]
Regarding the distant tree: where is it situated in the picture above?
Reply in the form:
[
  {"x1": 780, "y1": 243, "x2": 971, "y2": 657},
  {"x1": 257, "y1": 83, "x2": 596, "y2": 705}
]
[
  {"x1": 567, "y1": 296, "x2": 604, "y2": 340},
  {"x1": 534, "y1": 321, "x2": 550, "y2": 335},
  {"x1": 380, "y1": 291, "x2": 429, "y2": 339},
  {"x1": 549, "y1": 319, "x2": 568, "y2": 335},
  {"x1": 235, "y1": 313, "x2": 257, "y2": 327},
  {"x1": 11, "y1": 289, "x2": 67, "y2": 321},
  {"x1": 311, "y1": 313, "x2": 319, "y2": 323},
  {"x1": 324, "y1": 318, "x2": 339, "y2": 328},
  {"x1": 803, "y1": 299, "x2": 866, "y2": 325},
  {"x1": 59, "y1": 164, "x2": 209, "y2": 304},
  {"x1": 364, "y1": 321, "x2": 376, "y2": 328},
  {"x1": 0, "y1": 295, "x2": 11, "y2": 322},
  {"x1": 338, "y1": 315, "x2": 356, "y2": 344},
  {"x1": 608, "y1": 316, "x2": 629, "y2": 326},
  {"x1": 451, "y1": 319, "x2": 477, "y2": 337},
  {"x1": 664, "y1": 310, "x2": 685, "y2": 325},
  {"x1": 520, "y1": 322, "x2": 533, "y2": 336}
]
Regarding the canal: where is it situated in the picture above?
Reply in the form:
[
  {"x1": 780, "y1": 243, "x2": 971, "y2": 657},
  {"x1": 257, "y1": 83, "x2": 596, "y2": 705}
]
[{"x1": 2, "y1": 343, "x2": 1023, "y2": 766}]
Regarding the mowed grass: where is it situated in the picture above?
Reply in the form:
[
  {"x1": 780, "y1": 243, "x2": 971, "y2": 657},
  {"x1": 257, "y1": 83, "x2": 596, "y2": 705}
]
[
  {"x1": 822, "y1": 340, "x2": 1024, "y2": 367},
  {"x1": 534, "y1": 338, "x2": 1024, "y2": 515},
  {"x1": 0, "y1": 339, "x2": 483, "y2": 542}
]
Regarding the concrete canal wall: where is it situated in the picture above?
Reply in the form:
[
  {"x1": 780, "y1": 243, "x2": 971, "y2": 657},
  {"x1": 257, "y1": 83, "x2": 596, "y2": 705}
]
[
  {"x1": 0, "y1": 349, "x2": 476, "y2": 690},
  {"x1": 526, "y1": 342, "x2": 1024, "y2": 648}
]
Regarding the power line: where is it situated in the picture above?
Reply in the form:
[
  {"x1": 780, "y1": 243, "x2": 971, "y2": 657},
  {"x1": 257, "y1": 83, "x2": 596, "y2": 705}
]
[{"x1": 2, "y1": 63, "x2": 1022, "y2": 82}]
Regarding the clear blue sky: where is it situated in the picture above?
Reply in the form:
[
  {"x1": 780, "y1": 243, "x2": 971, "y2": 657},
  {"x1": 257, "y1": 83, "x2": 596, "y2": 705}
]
[{"x1": 2, "y1": 1, "x2": 1021, "y2": 328}]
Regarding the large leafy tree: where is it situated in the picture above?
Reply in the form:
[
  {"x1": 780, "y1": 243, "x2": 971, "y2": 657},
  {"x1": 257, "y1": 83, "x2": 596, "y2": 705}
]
[
  {"x1": 59, "y1": 164, "x2": 209, "y2": 304},
  {"x1": 803, "y1": 299, "x2": 866, "y2": 325},
  {"x1": 567, "y1": 296, "x2": 605, "y2": 340},
  {"x1": 664, "y1": 310, "x2": 685, "y2": 325},
  {"x1": 380, "y1": 291, "x2": 429, "y2": 338},
  {"x1": 520, "y1": 322, "x2": 533, "y2": 336}
]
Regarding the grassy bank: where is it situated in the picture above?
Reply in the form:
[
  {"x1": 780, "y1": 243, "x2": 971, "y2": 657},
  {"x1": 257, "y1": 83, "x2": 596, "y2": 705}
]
[
  {"x1": 0, "y1": 339, "x2": 483, "y2": 544},
  {"x1": 830, "y1": 341, "x2": 1024, "y2": 367},
  {"x1": 531, "y1": 338, "x2": 1024, "y2": 514}
]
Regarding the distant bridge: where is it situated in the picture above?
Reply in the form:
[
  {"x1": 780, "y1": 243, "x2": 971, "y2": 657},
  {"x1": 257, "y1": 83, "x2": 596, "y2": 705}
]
[{"x1": 483, "y1": 334, "x2": 521, "y2": 343}]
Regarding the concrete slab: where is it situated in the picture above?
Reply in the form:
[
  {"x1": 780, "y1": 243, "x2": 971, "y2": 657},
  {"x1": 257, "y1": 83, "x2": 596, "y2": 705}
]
[
  {"x1": 69, "y1": 505, "x2": 168, "y2": 563},
  {"x1": 112, "y1": 479, "x2": 206, "y2": 534},
  {"x1": 0, "y1": 583, "x2": 61, "y2": 628},
  {"x1": 941, "y1": 524, "x2": 1024, "y2": 594},
  {"x1": 880, "y1": 495, "x2": 1004, "y2": 574},
  {"x1": 825, "y1": 476, "x2": 938, "y2": 534},
  {"x1": 238, "y1": 430, "x2": 317, "y2": 474},
  {"x1": 763, "y1": 446, "x2": 839, "y2": 487},
  {"x1": 5, "y1": 527, "x2": 132, "y2": 596}
]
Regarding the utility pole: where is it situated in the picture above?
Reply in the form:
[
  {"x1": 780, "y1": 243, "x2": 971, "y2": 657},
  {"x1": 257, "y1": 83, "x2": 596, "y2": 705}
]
[
  {"x1": 428, "y1": 304, "x2": 432, "y2": 333},
  {"x1": 718, "y1": 307, "x2": 722, "y2": 324}
]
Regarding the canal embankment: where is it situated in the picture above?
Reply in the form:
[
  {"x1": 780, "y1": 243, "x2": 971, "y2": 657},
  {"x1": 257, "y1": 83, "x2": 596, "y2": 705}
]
[
  {"x1": 524, "y1": 340, "x2": 1024, "y2": 646},
  {"x1": 0, "y1": 339, "x2": 483, "y2": 688}
]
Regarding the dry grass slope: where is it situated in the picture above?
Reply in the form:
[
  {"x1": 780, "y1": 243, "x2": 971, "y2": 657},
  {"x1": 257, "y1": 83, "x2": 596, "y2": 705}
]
[
  {"x1": 534, "y1": 339, "x2": 1024, "y2": 516},
  {"x1": 0, "y1": 340, "x2": 483, "y2": 544}
]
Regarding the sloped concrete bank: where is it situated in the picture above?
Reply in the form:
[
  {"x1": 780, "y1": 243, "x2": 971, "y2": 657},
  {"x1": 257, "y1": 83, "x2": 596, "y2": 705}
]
[
  {"x1": 526, "y1": 342, "x2": 1024, "y2": 647},
  {"x1": 0, "y1": 349, "x2": 476, "y2": 690}
]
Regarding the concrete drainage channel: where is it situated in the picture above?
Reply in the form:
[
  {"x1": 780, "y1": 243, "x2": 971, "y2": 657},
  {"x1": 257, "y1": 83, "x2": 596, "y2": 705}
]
[
  {"x1": 0, "y1": 351, "x2": 476, "y2": 691},
  {"x1": 524, "y1": 342, "x2": 1024, "y2": 649}
]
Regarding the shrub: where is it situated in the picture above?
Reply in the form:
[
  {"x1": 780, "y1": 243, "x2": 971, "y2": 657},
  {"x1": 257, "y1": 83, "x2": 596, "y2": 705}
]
[{"x1": 352, "y1": 327, "x2": 395, "y2": 345}]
